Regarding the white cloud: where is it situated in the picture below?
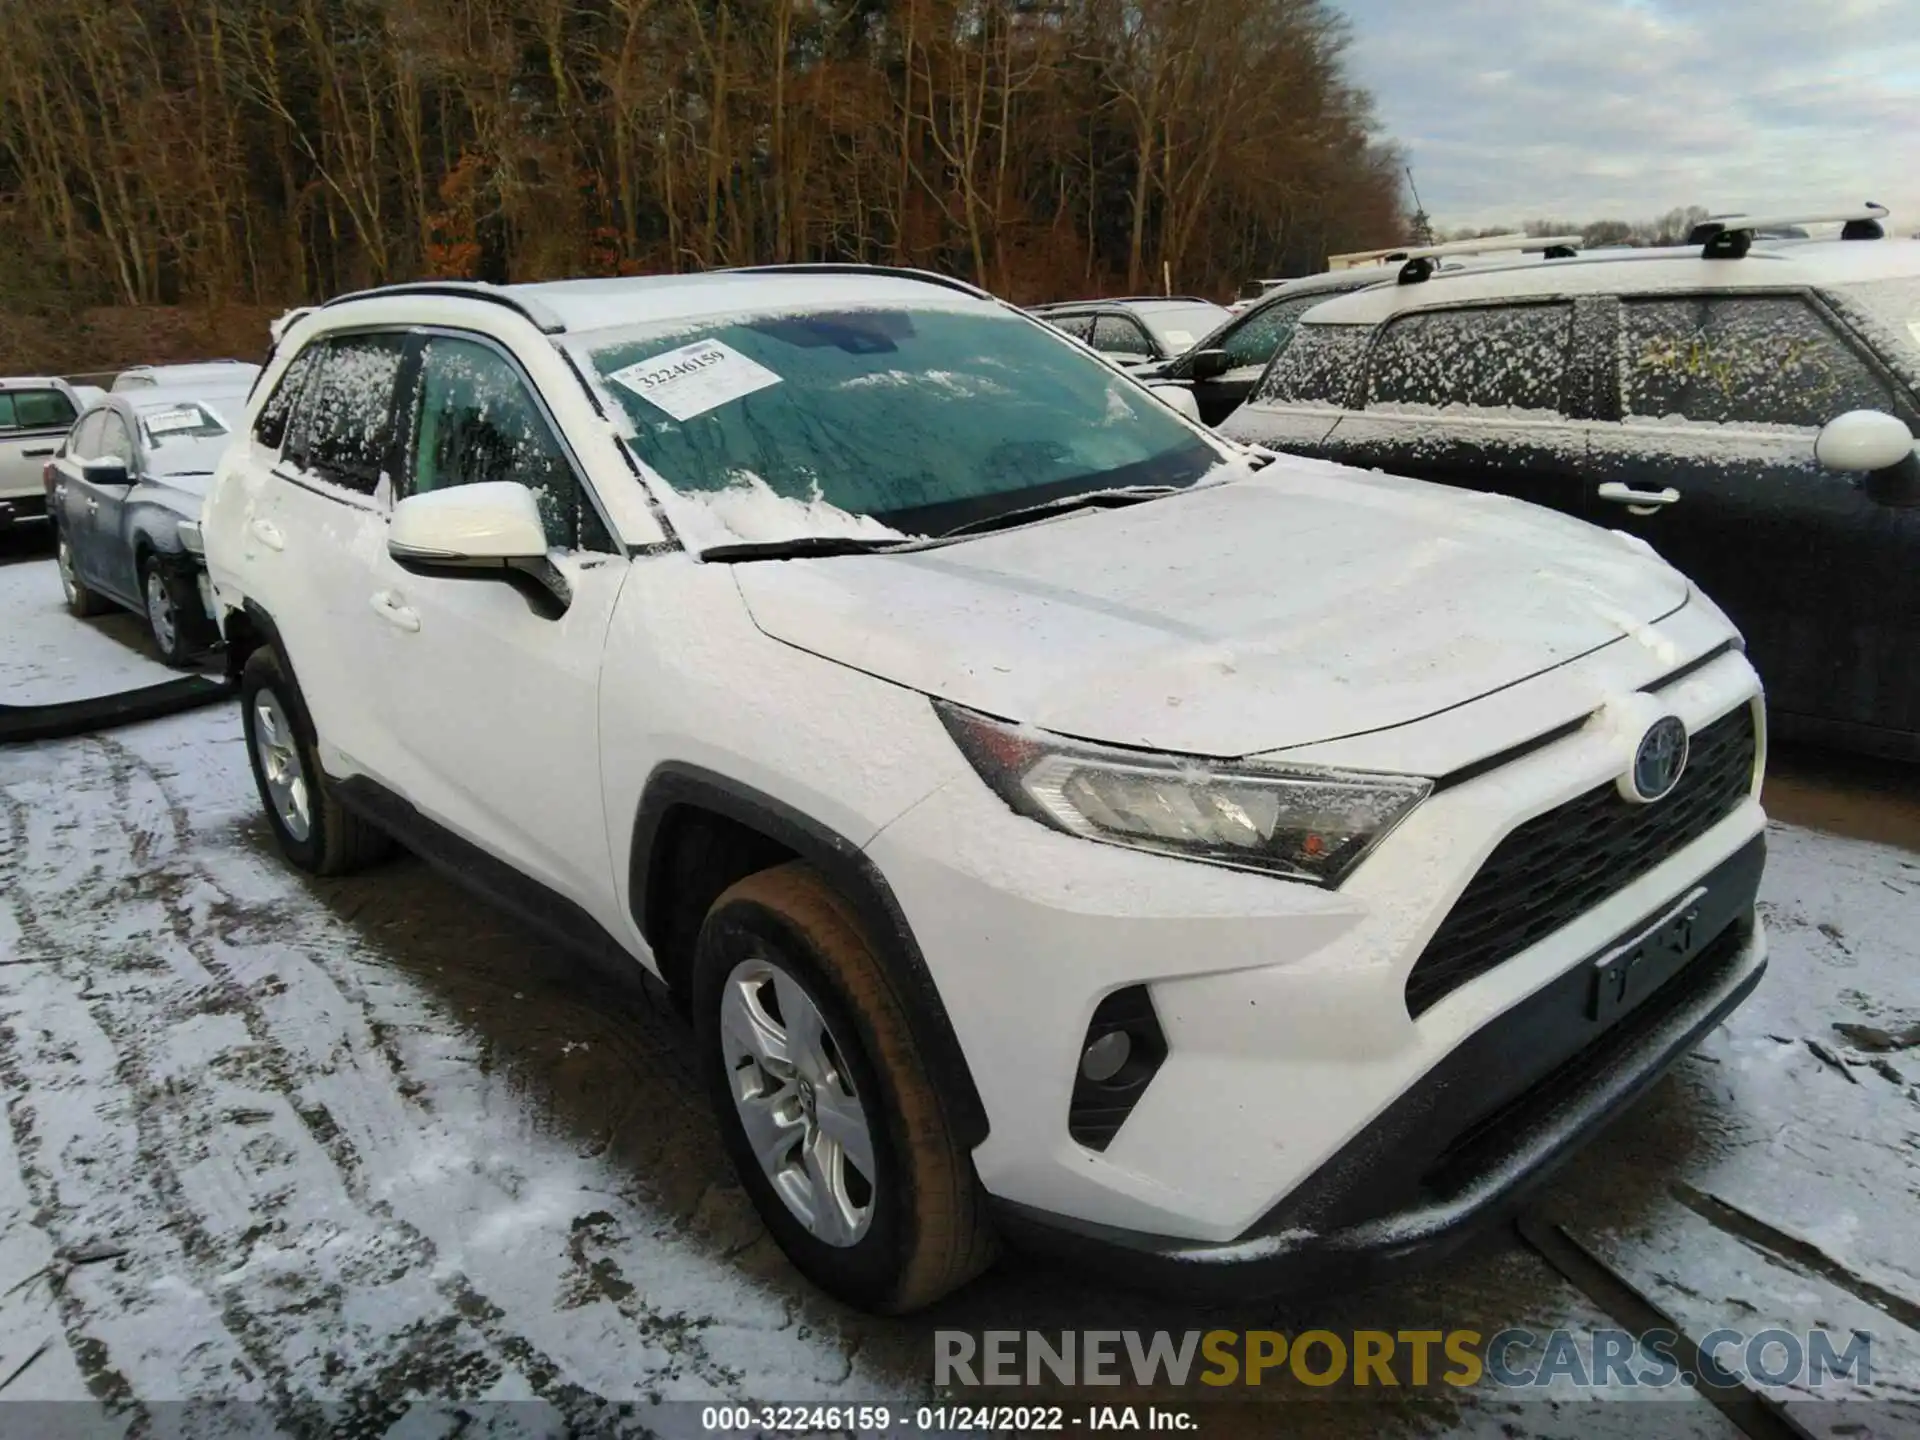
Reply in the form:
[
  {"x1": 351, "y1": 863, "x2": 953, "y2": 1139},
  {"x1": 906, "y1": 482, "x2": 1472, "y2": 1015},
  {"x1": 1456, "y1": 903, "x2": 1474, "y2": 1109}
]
[{"x1": 1338, "y1": 0, "x2": 1920, "y2": 235}]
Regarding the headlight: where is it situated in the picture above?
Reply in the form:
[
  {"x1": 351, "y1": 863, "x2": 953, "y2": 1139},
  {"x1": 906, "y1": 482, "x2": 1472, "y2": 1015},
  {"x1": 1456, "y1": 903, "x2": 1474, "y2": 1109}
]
[
  {"x1": 935, "y1": 701, "x2": 1431, "y2": 887},
  {"x1": 177, "y1": 517, "x2": 205, "y2": 555}
]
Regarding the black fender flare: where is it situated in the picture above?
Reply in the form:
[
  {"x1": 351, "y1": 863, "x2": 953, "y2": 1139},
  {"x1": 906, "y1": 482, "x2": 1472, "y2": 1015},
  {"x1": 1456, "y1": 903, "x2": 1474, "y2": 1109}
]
[{"x1": 630, "y1": 762, "x2": 990, "y2": 1148}]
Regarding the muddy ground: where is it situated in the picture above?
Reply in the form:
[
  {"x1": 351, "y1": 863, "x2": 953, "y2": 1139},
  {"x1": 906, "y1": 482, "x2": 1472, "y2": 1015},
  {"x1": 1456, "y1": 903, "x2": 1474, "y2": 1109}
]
[{"x1": 2, "y1": 528, "x2": 1917, "y2": 1439}]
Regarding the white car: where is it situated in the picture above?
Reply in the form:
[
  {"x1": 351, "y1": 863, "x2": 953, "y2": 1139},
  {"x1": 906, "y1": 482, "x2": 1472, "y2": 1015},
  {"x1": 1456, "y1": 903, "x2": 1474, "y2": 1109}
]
[
  {"x1": 0, "y1": 375, "x2": 86, "y2": 529},
  {"x1": 201, "y1": 268, "x2": 1770, "y2": 1312}
]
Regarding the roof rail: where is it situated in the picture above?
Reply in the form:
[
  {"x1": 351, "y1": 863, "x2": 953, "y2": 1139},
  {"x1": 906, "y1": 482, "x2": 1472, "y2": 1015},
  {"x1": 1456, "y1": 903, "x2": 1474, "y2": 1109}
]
[
  {"x1": 1387, "y1": 233, "x2": 1584, "y2": 285},
  {"x1": 318, "y1": 280, "x2": 569, "y2": 334},
  {"x1": 1031, "y1": 294, "x2": 1214, "y2": 309},
  {"x1": 1689, "y1": 203, "x2": 1889, "y2": 259},
  {"x1": 723, "y1": 263, "x2": 996, "y2": 302}
]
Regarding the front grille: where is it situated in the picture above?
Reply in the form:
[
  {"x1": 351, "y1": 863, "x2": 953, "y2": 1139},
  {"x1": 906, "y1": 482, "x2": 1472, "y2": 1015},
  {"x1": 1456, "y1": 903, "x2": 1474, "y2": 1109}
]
[{"x1": 1404, "y1": 703, "x2": 1757, "y2": 1018}]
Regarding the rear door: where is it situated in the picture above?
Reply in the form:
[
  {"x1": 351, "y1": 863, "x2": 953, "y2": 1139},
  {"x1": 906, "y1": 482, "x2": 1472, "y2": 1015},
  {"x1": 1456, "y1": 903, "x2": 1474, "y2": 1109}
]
[
  {"x1": 255, "y1": 330, "x2": 415, "y2": 784},
  {"x1": 1316, "y1": 300, "x2": 1597, "y2": 515},
  {"x1": 1587, "y1": 291, "x2": 1920, "y2": 745}
]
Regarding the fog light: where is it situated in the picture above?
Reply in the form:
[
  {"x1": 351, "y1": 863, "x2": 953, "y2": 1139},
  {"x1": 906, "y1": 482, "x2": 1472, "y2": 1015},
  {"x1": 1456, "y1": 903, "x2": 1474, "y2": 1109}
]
[
  {"x1": 1067, "y1": 985, "x2": 1168, "y2": 1151},
  {"x1": 1080, "y1": 1030, "x2": 1132, "y2": 1083}
]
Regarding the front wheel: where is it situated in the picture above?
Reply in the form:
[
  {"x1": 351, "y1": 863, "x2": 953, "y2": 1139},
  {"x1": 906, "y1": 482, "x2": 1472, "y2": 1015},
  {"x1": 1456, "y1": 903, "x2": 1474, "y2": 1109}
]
[
  {"x1": 693, "y1": 863, "x2": 996, "y2": 1312},
  {"x1": 142, "y1": 557, "x2": 205, "y2": 667}
]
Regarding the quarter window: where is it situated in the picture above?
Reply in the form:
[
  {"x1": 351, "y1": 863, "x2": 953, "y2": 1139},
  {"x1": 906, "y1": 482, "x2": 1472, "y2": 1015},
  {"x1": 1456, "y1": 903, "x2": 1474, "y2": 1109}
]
[
  {"x1": 406, "y1": 336, "x2": 611, "y2": 552},
  {"x1": 1253, "y1": 323, "x2": 1372, "y2": 407},
  {"x1": 1620, "y1": 295, "x2": 1896, "y2": 428},
  {"x1": 287, "y1": 333, "x2": 407, "y2": 494},
  {"x1": 1365, "y1": 303, "x2": 1573, "y2": 414},
  {"x1": 1091, "y1": 315, "x2": 1154, "y2": 359}
]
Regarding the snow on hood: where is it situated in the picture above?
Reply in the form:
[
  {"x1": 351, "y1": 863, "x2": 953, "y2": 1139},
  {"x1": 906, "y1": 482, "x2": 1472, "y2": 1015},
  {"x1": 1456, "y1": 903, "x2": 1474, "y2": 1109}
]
[
  {"x1": 733, "y1": 455, "x2": 1691, "y2": 757},
  {"x1": 661, "y1": 470, "x2": 913, "y2": 550}
]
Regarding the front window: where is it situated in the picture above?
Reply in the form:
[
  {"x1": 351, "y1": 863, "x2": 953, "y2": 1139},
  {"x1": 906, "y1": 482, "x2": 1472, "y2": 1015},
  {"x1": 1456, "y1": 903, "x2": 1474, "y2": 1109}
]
[
  {"x1": 578, "y1": 305, "x2": 1217, "y2": 546},
  {"x1": 1252, "y1": 323, "x2": 1373, "y2": 407}
]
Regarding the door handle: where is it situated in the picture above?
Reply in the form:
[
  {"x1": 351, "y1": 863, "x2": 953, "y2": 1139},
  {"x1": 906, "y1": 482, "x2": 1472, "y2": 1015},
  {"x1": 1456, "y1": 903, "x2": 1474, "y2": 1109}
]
[
  {"x1": 368, "y1": 590, "x2": 421, "y2": 632},
  {"x1": 1597, "y1": 481, "x2": 1681, "y2": 509},
  {"x1": 22, "y1": 446, "x2": 55, "y2": 458},
  {"x1": 250, "y1": 517, "x2": 285, "y2": 551}
]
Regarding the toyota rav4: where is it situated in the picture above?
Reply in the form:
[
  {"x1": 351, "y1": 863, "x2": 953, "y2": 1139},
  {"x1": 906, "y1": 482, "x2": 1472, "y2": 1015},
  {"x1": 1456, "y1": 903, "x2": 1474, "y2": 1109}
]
[{"x1": 200, "y1": 267, "x2": 1770, "y2": 1313}]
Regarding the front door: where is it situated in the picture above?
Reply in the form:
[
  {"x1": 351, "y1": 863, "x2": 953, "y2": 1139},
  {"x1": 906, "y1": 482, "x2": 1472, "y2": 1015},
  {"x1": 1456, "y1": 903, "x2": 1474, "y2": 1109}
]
[
  {"x1": 1316, "y1": 299, "x2": 1597, "y2": 517},
  {"x1": 365, "y1": 331, "x2": 629, "y2": 921},
  {"x1": 1586, "y1": 291, "x2": 1920, "y2": 746},
  {"x1": 1189, "y1": 294, "x2": 1322, "y2": 425}
]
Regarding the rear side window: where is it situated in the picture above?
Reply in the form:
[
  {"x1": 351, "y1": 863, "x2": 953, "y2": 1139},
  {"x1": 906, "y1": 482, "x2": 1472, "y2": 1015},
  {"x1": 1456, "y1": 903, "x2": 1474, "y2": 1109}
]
[
  {"x1": 287, "y1": 333, "x2": 408, "y2": 494},
  {"x1": 1048, "y1": 315, "x2": 1094, "y2": 342},
  {"x1": 1621, "y1": 295, "x2": 1897, "y2": 428},
  {"x1": 1091, "y1": 315, "x2": 1154, "y2": 359},
  {"x1": 1253, "y1": 323, "x2": 1372, "y2": 406},
  {"x1": 1365, "y1": 303, "x2": 1573, "y2": 414},
  {"x1": 1219, "y1": 296, "x2": 1319, "y2": 371},
  {"x1": 0, "y1": 388, "x2": 76, "y2": 430},
  {"x1": 253, "y1": 343, "x2": 323, "y2": 451},
  {"x1": 403, "y1": 335, "x2": 612, "y2": 552}
]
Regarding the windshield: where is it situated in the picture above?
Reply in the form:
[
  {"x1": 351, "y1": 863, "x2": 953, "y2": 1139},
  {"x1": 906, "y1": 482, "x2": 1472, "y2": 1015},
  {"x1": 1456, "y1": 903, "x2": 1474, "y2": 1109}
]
[
  {"x1": 580, "y1": 304, "x2": 1219, "y2": 546},
  {"x1": 136, "y1": 401, "x2": 232, "y2": 475},
  {"x1": 1136, "y1": 303, "x2": 1230, "y2": 356},
  {"x1": 1826, "y1": 277, "x2": 1920, "y2": 392}
]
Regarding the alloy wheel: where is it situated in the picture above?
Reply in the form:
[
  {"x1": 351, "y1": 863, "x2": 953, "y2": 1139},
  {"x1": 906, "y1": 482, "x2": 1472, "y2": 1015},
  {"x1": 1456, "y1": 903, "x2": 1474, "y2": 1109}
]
[
  {"x1": 57, "y1": 539, "x2": 78, "y2": 607},
  {"x1": 719, "y1": 955, "x2": 877, "y2": 1247},
  {"x1": 146, "y1": 567, "x2": 177, "y2": 655},
  {"x1": 251, "y1": 688, "x2": 312, "y2": 842}
]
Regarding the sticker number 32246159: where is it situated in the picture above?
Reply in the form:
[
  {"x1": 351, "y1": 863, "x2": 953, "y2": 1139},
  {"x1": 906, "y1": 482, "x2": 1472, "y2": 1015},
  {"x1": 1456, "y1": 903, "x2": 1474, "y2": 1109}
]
[{"x1": 608, "y1": 339, "x2": 784, "y2": 421}]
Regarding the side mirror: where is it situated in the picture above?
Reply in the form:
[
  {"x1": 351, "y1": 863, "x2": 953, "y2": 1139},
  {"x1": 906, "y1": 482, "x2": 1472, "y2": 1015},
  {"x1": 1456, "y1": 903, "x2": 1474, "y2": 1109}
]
[
  {"x1": 388, "y1": 482, "x2": 570, "y2": 615},
  {"x1": 1816, "y1": 410, "x2": 1920, "y2": 507},
  {"x1": 1148, "y1": 383, "x2": 1203, "y2": 423},
  {"x1": 80, "y1": 456, "x2": 130, "y2": 486},
  {"x1": 1815, "y1": 410, "x2": 1913, "y2": 473},
  {"x1": 1188, "y1": 348, "x2": 1232, "y2": 380}
]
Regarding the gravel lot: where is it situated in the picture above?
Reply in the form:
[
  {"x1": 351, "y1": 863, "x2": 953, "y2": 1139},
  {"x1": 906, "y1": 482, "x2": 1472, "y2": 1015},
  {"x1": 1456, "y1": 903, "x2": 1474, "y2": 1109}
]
[{"x1": 3, "y1": 531, "x2": 1917, "y2": 1438}]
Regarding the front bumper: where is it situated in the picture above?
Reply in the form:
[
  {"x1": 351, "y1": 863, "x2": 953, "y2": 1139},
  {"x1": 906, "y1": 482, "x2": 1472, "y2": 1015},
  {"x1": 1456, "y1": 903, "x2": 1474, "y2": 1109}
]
[
  {"x1": 865, "y1": 643, "x2": 1767, "y2": 1243},
  {"x1": 994, "y1": 839, "x2": 1766, "y2": 1299}
]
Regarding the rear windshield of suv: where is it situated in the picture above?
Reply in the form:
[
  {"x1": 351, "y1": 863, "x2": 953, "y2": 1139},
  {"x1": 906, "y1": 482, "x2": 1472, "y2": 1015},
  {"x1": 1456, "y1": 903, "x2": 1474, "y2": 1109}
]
[{"x1": 579, "y1": 306, "x2": 1217, "y2": 538}]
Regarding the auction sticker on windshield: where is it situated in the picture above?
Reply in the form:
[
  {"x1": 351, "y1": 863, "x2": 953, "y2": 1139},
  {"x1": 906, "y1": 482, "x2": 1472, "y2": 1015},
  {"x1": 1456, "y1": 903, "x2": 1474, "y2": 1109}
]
[{"x1": 608, "y1": 339, "x2": 783, "y2": 421}]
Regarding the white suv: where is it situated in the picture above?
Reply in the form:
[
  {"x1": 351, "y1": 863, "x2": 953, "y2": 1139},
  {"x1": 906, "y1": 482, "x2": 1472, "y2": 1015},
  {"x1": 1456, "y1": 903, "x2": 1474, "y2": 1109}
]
[{"x1": 201, "y1": 267, "x2": 1771, "y2": 1312}]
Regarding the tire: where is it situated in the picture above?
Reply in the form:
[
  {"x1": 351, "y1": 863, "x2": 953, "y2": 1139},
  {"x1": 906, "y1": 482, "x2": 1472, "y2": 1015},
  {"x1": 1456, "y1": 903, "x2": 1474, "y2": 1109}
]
[
  {"x1": 141, "y1": 555, "x2": 207, "y2": 667},
  {"x1": 693, "y1": 862, "x2": 997, "y2": 1312},
  {"x1": 57, "y1": 529, "x2": 110, "y2": 617},
  {"x1": 239, "y1": 646, "x2": 394, "y2": 875}
]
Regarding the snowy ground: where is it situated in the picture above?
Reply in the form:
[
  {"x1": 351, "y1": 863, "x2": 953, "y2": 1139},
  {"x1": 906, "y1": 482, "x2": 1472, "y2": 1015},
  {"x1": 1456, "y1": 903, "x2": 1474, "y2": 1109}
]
[{"x1": 2, "y1": 531, "x2": 1918, "y2": 1438}]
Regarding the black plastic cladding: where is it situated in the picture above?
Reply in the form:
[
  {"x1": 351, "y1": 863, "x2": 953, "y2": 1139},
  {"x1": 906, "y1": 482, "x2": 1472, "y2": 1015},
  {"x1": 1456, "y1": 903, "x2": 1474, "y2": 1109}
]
[
  {"x1": 1067, "y1": 986, "x2": 1169, "y2": 1151},
  {"x1": 1405, "y1": 703, "x2": 1759, "y2": 1018}
]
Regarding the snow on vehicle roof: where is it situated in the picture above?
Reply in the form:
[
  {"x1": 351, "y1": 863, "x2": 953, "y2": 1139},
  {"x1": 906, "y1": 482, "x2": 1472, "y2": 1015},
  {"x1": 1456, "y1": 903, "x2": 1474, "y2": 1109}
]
[
  {"x1": 0, "y1": 375, "x2": 71, "y2": 389},
  {"x1": 1297, "y1": 238, "x2": 1920, "y2": 326}
]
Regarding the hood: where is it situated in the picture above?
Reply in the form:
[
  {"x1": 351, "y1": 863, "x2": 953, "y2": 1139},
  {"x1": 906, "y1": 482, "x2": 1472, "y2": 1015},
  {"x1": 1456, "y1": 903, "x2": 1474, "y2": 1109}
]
[{"x1": 733, "y1": 456, "x2": 1691, "y2": 757}]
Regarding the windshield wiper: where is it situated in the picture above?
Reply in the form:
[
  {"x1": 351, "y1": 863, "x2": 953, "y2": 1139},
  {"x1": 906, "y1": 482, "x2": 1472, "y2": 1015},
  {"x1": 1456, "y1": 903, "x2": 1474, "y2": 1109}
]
[
  {"x1": 935, "y1": 485, "x2": 1186, "y2": 540},
  {"x1": 699, "y1": 535, "x2": 915, "y2": 562}
]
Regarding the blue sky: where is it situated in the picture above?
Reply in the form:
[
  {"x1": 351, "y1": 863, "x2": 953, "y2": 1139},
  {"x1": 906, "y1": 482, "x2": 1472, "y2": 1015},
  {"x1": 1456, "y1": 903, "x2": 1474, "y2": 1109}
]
[{"x1": 1336, "y1": 0, "x2": 1919, "y2": 236}]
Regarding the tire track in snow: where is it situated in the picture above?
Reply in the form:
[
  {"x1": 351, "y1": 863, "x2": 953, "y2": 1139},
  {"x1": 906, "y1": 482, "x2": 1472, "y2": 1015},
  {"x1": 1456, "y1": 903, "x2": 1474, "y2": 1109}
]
[{"x1": 5, "y1": 729, "x2": 768, "y2": 1415}]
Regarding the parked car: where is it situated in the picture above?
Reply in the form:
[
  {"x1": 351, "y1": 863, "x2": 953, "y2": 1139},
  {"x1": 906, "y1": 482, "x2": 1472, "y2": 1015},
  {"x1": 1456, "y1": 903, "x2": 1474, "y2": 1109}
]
[
  {"x1": 202, "y1": 267, "x2": 1768, "y2": 1312},
  {"x1": 112, "y1": 360, "x2": 260, "y2": 394},
  {"x1": 1223, "y1": 207, "x2": 1920, "y2": 761},
  {"x1": 48, "y1": 385, "x2": 247, "y2": 663},
  {"x1": 0, "y1": 376, "x2": 85, "y2": 531},
  {"x1": 1029, "y1": 296, "x2": 1230, "y2": 368}
]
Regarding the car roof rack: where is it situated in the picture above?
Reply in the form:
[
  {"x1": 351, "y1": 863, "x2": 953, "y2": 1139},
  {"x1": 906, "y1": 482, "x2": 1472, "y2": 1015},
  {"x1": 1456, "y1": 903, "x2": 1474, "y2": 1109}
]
[
  {"x1": 319, "y1": 280, "x2": 569, "y2": 334},
  {"x1": 1379, "y1": 233, "x2": 1585, "y2": 285},
  {"x1": 1689, "y1": 203, "x2": 1888, "y2": 258}
]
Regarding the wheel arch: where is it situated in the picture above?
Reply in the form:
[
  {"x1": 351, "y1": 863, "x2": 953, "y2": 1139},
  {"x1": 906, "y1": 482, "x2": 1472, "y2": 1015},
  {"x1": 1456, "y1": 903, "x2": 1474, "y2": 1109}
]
[{"x1": 630, "y1": 762, "x2": 990, "y2": 1148}]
